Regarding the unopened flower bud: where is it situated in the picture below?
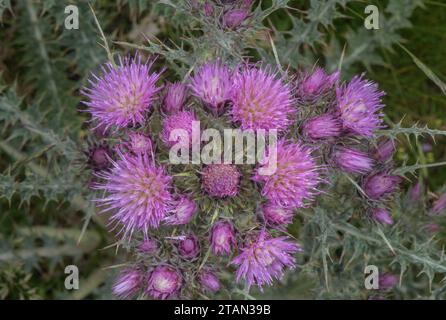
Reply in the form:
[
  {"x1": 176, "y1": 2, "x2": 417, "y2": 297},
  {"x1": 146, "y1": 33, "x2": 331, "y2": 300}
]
[
  {"x1": 165, "y1": 195, "x2": 197, "y2": 225},
  {"x1": 210, "y1": 220, "x2": 236, "y2": 256},
  {"x1": 146, "y1": 265, "x2": 182, "y2": 300},
  {"x1": 332, "y1": 146, "x2": 374, "y2": 175}
]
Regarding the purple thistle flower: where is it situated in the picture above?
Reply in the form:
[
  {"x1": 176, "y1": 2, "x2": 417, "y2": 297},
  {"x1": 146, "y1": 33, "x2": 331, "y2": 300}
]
[
  {"x1": 231, "y1": 66, "x2": 296, "y2": 133},
  {"x1": 379, "y1": 273, "x2": 398, "y2": 291},
  {"x1": 112, "y1": 267, "x2": 143, "y2": 299},
  {"x1": 82, "y1": 56, "x2": 162, "y2": 130},
  {"x1": 199, "y1": 270, "x2": 220, "y2": 293},
  {"x1": 160, "y1": 110, "x2": 197, "y2": 148},
  {"x1": 189, "y1": 60, "x2": 234, "y2": 115},
  {"x1": 223, "y1": 9, "x2": 249, "y2": 28},
  {"x1": 210, "y1": 220, "x2": 236, "y2": 256},
  {"x1": 146, "y1": 265, "x2": 182, "y2": 300},
  {"x1": 301, "y1": 113, "x2": 342, "y2": 140},
  {"x1": 363, "y1": 172, "x2": 401, "y2": 200},
  {"x1": 162, "y1": 82, "x2": 188, "y2": 115},
  {"x1": 253, "y1": 140, "x2": 321, "y2": 209},
  {"x1": 422, "y1": 142, "x2": 433, "y2": 153},
  {"x1": 371, "y1": 208, "x2": 394, "y2": 225},
  {"x1": 297, "y1": 67, "x2": 339, "y2": 103},
  {"x1": 336, "y1": 74, "x2": 385, "y2": 138},
  {"x1": 425, "y1": 223, "x2": 440, "y2": 234},
  {"x1": 92, "y1": 122, "x2": 109, "y2": 138},
  {"x1": 203, "y1": 1, "x2": 214, "y2": 16},
  {"x1": 202, "y1": 164, "x2": 241, "y2": 198},
  {"x1": 164, "y1": 195, "x2": 197, "y2": 225},
  {"x1": 125, "y1": 132, "x2": 154, "y2": 156},
  {"x1": 92, "y1": 151, "x2": 173, "y2": 241},
  {"x1": 332, "y1": 146, "x2": 375, "y2": 175},
  {"x1": 261, "y1": 203, "x2": 294, "y2": 227},
  {"x1": 138, "y1": 238, "x2": 158, "y2": 254},
  {"x1": 178, "y1": 233, "x2": 200, "y2": 259},
  {"x1": 231, "y1": 230, "x2": 302, "y2": 291},
  {"x1": 87, "y1": 143, "x2": 112, "y2": 171},
  {"x1": 431, "y1": 193, "x2": 446, "y2": 215},
  {"x1": 373, "y1": 138, "x2": 396, "y2": 163},
  {"x1": 408, "y1": 180, "x2": 423, "y2": 202}
]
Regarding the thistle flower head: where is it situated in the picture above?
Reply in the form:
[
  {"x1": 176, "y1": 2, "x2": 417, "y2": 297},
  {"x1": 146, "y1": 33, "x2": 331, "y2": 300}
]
[
  {"x1": 178, "y1": 233, "x2": 200, "y2": 259},
  {"x1": 231, "y1": 230, "x2": 302, "y2": 291},
  {"x1": 223, "y1": 9, "x2": 249, "y2": 28},
  {"x1": 210, "y1": 220, "x2": 236, "y2": 256},
  {"x1": 379, "y1": 273, "x2": 398, "y2": 291},
  {"x1": 297, "y1": 67, "x2": 339, "y2": 103},
  {"x1": 138, "y1": 238, "x2": 158, "y2": 254},
  {"x1": 125, "y1": 132, "x2": 154, "y2": 156},
  {"x1": 92, "y1": 151, "x2": 173, "y2": 240},
  {"x1": 231, "y1": 66, "x2": 296, "y2": 133},
  {"x1": 332, "y1": 146, "x2": 375, "y2": 175},
  {"x1": 371, "y1": 208, "x2": 394, "y2": 225},
  {"x1": 203, "y1": 1, "x2": 214, "y2": 16},
  {"x1": 301, "y1": 113, "x2": 342, "y2": 140},
  {"x1": 146, "y1": 265, "x2": 182, "y2": 300},
  {"x1": 431, "y1": 193, "x2": 446, "y2": 215},
  {"x1": 112, "y1": 267, "x2": 143, "y2": 299},
  {"x1": 202, "y1": 164, "x2": 241, "y2": 198},
  {"x1": 336, "y1": 74, "x2": 385, "y2": 137},
  {"x1": 425, "y1": 223, "x2": 440, "y2": 234},
  {"x1": 373, "y1": 138, "x2": 396, "y2": 163},
  {"x1": 164, "y1": 195, "x2": 197, "y2": 225},
  {"x1": 261, "y1": 203, "x2": 294, "y2": 227},
  {"x1": 199, "y1": 270, "x2": 220, "y2": 293},
  {"x1": 162, "y1": 82, "x2": 188, "y2": 115},
  {"x1": 160, "y1": 111, "x2": 197, "y2": 148},
  {"x1": 363, "y1": 172, "x2": 401, "y2": 200},
  {"x1": 87, "y1": 143, "x2": 112, "y2": 171},
  {"x1": 189, "y1": 60, "x2": 233, "y2": 114},
  {"x1": 82, "y1": 56, "x2": 162, "y2": 130},
  {"x1": 253, "y1": 140, "x2": 321, "y2": 209}
]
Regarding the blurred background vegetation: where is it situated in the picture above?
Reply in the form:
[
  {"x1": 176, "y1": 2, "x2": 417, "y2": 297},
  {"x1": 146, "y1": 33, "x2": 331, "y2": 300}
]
[{"x1": 0, "y1": 0, "x2": 445, "y2": 299}]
